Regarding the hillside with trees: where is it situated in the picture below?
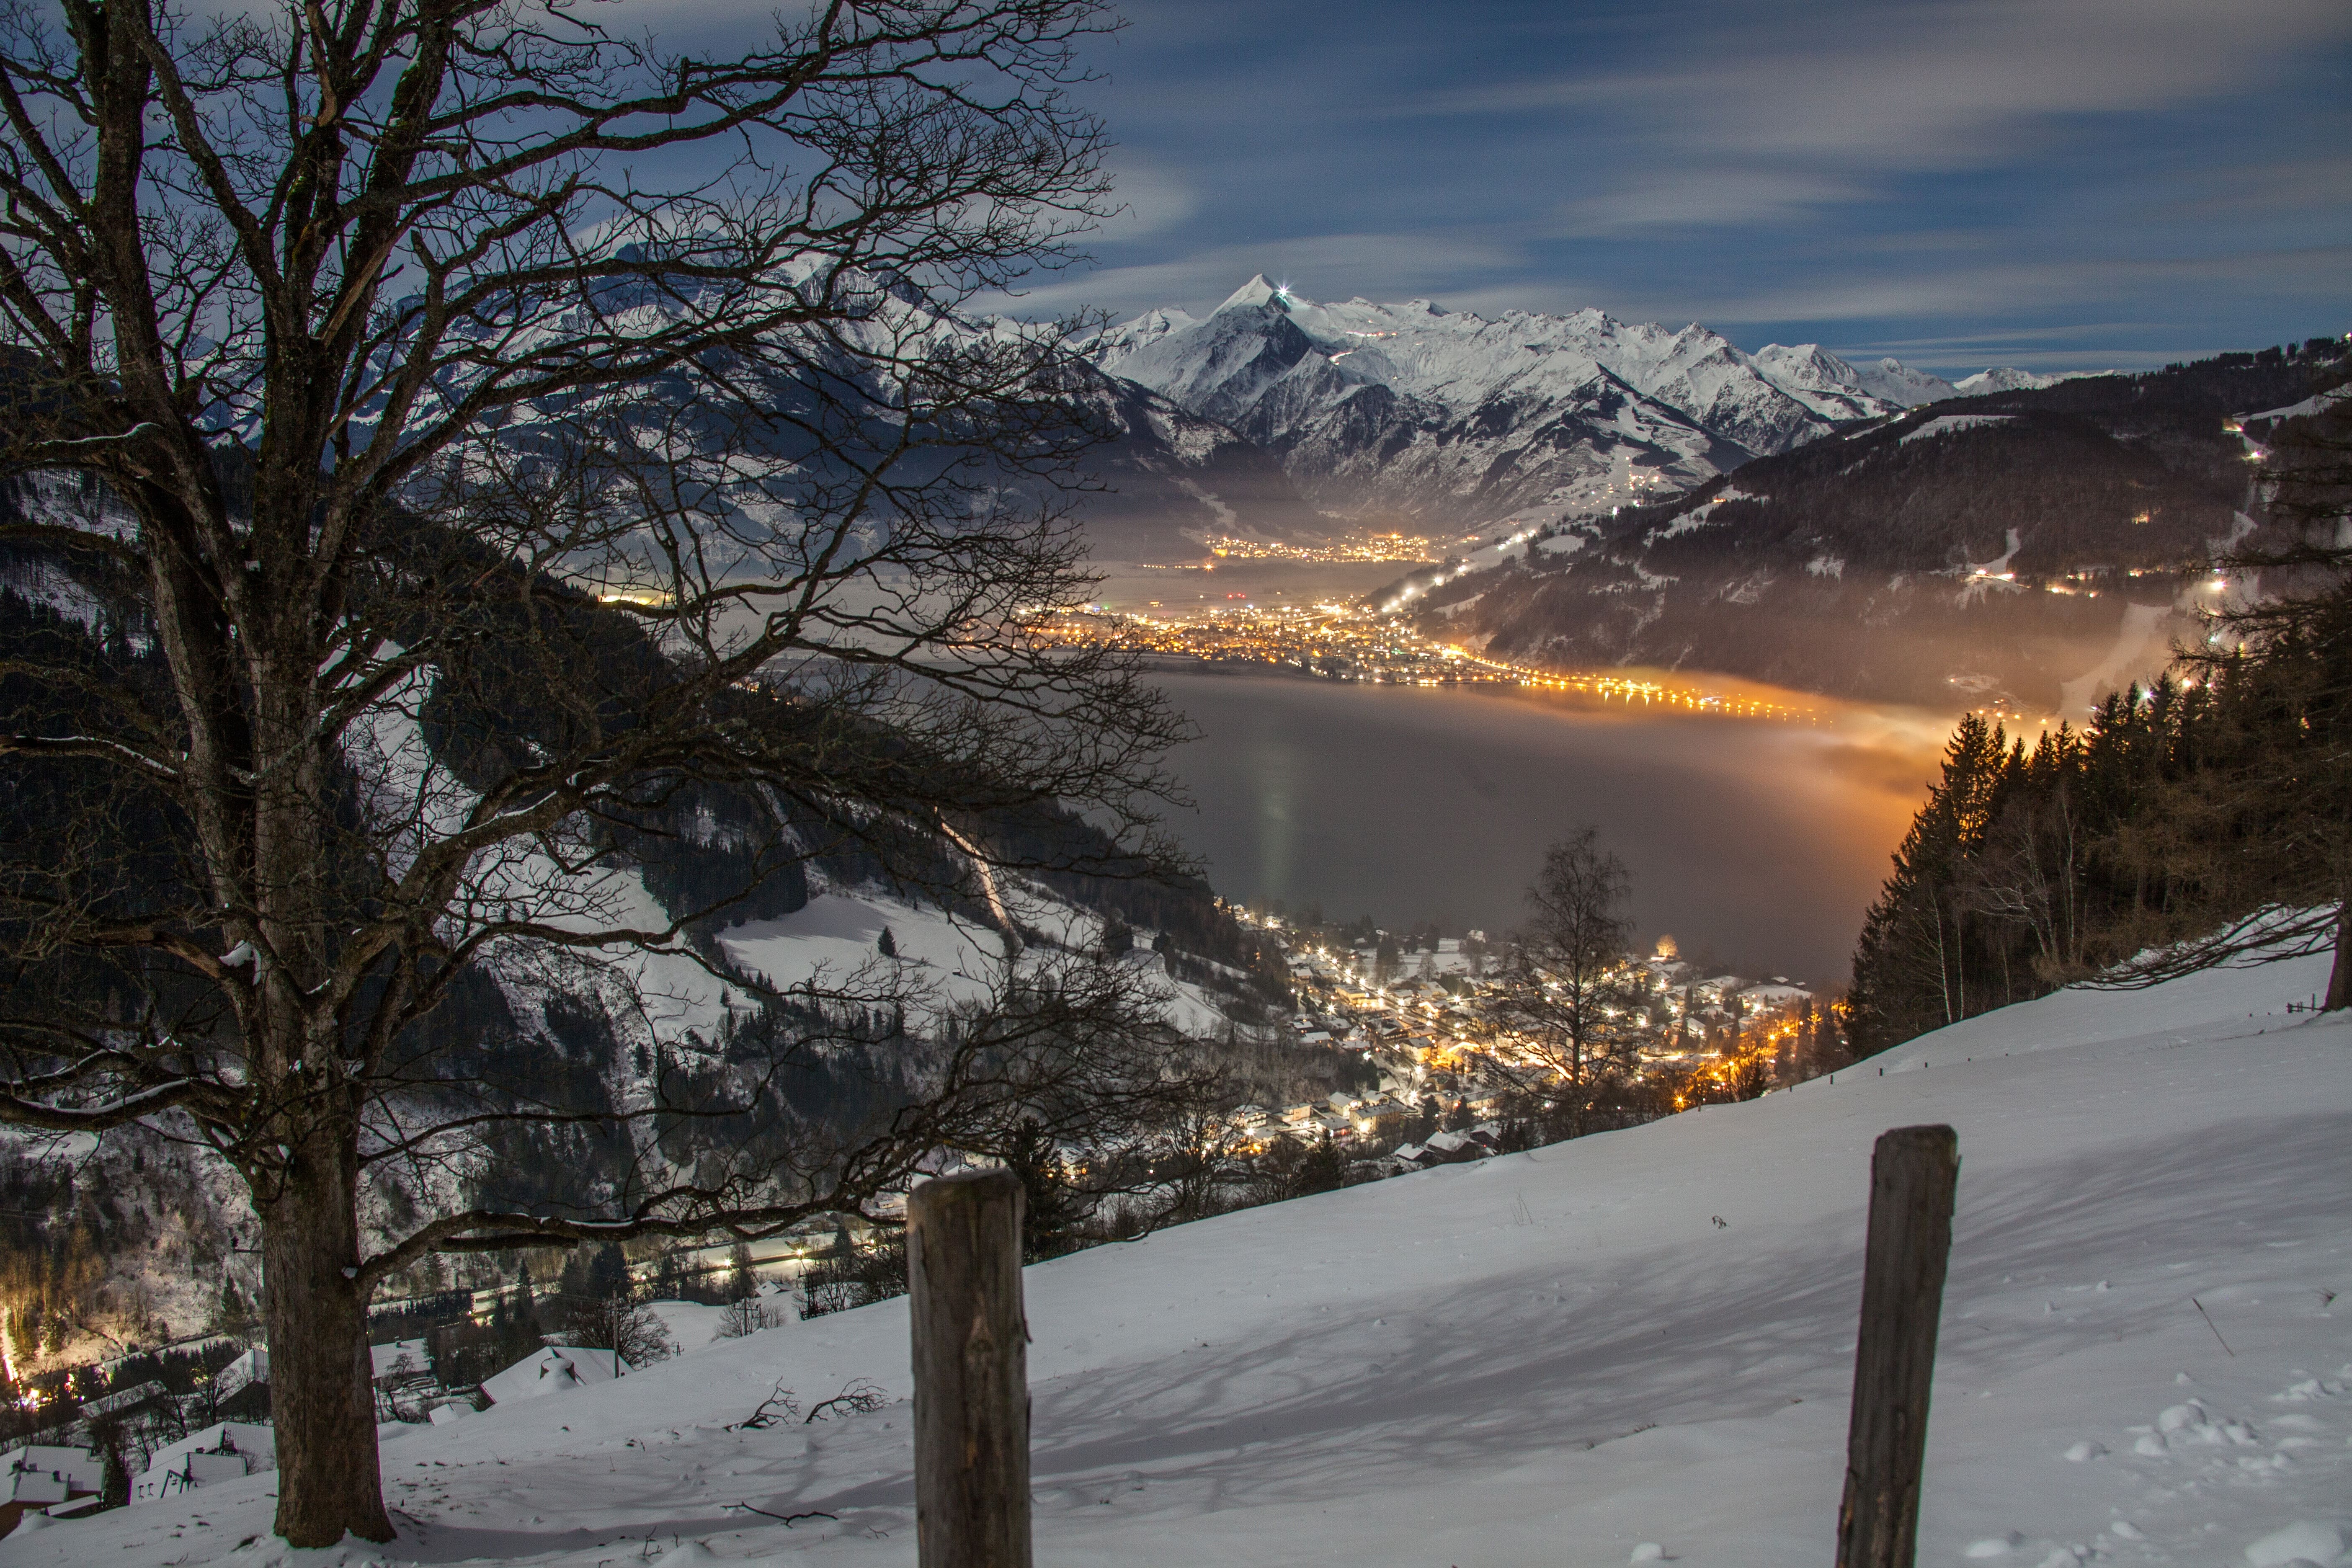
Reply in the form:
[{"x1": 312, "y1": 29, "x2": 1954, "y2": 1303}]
[
  {"x1": 1411, "y1": 342, "x2": 2352, "y2": 709},
  {"x1": 1849, "y1": 389, "x2": 2352, "y2": 1051}
]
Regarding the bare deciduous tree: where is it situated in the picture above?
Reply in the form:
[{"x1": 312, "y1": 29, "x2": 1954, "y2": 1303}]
[
  {"x1": 0, "y1": 0, "x2": 1189, "y2": 1545},
  {"x1": 1478, "y1": 827, "x2": 1643, "y2": 1136}
]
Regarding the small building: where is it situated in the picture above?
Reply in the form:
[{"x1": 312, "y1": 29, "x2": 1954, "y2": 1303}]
[
  {"x1": 1421, "y1": 1127, "x2": 1498, "y2": 1163},
  {"x1": 478, "y1": 1344, "x2": 629, "y2": 1408},
  {"x1": 1740, "y1": 982, "x2": 1813, "y2": 1013},
  {"x1": 1, "y1": 1444, "x2": 107, "y2": 1535},
  {"x1": 213, "y1": 1345, "x2": 268, "y2": 1400},
  {"x1": 370, "y1": 1338, "x2": 431, "y2": 1382},
  {"x1": 131, "y1": 1423, "x2": 274, "y2": 1506},
  {"x1": 1693, "y1": 975, "x2": 1746, "y2": 1008}
]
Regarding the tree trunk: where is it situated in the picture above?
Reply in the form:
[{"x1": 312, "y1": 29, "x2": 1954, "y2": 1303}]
[
  {"x1": 261, "y1": 1113, "x2": 394, "y2": 1546},
  {"x1": 2327, "y1": 899, "x2": 2352, "y2": 1012}
]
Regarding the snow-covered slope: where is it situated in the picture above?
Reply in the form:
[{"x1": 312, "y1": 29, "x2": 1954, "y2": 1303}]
[
  {"x1": 33, "y1": 951, "x2": 2350, "y2": 1568},
  {"x1": 1086, "y1": 279, "x2": 1975, "y2": 527},
  {"x1": 1953, "y1": 367, "x2": 2094, "y2": 395},
  {"x1": 717, "y1": 884, "x2": 1234, "y2": 1039}
]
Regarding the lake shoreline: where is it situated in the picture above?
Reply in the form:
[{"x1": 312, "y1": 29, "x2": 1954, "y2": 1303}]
[{"x1": 1147, "y1": 668, "x2": 1944, "y2": 984}]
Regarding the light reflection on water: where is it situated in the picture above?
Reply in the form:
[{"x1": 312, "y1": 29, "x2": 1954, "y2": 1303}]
[{"x1": 1152, "y1": 668, "x2": 1951, "y2": 984}]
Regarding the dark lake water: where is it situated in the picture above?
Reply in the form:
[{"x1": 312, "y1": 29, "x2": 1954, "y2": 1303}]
[{"x1": 1150, "y1": 668, "x2": 1947, "y2": 985}]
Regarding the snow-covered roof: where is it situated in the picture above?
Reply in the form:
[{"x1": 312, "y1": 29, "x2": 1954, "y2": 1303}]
[
  {"x1": 1, "y1": 1445, "x2": 105, "y2": 1507},
  {"x1": 130, "y1": 1424, "x2": 273, "y2": 1506},
  {"x1": 213, "y1": 1346, "x2": 267, "y2": 1399},
  {"x1": 370, "y1": 1338, "x2": 431, "y2": 1381},
  {"x1": 479, "y1": 1345, "x2": 630, "y2": 1408}
]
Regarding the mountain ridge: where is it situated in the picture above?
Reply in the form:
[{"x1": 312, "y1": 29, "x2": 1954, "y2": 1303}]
[
  {"x1": 1401, "y1": 343, "x2": 2352, "y2": 708},
  {"x1": 1080, "y1": 276, "x2": 2083, "y2": 537}
]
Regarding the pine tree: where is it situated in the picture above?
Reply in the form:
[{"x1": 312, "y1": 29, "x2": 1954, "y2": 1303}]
[
  {"x1": 727, "y1": 1244, "x2": 759, "y2": 1304},
  {"x1": 1004, "y1": 1120, "x2": 1082, "y2": 1262},
  {"x1": 513, "y1": 1261, "x2": 542, "y2": 1342},
  {"x1": 1849, "y1": 714, "x2": 2017, "y2": 1052}
]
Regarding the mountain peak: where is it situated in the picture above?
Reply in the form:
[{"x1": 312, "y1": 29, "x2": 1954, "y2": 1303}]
[
  {"x1": 1092, "y1": 278, "x2": 1970, "y2": 528},
  {"x1": 1218, "y1": 275, "x2": 1308, "y2": 314}
]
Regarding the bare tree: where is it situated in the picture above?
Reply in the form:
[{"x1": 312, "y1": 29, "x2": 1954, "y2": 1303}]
[
  {"x1": 1957, "y1": 776, "x2": 2086, "y2": 988},
  {"x1": 561, "y1": 1291, "x2": 673, "y2": 1375},
  {"x1": 0, "y1": 0, "x2": 1192, "y2": 1545},
  {"x1": 1478, "y1": 828, "x2": 1643, "y2": 1137}
]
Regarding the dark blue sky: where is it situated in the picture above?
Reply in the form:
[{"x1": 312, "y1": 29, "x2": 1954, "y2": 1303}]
[{"x1": 998, "y1": 0, "x2": 2350, "y2": 375}]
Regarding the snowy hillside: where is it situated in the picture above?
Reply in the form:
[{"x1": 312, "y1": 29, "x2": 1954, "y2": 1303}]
[
  {"x1": 1085, "y1": 277, "x2": 2040, "y2": 530},
  {"x1": 27, "y1": 950, "x2": 2350, "y2": 1568}
]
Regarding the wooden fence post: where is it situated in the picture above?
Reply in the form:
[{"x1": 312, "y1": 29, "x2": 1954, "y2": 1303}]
[
  {"x1": 909, "y1": 1169, "x2": 1031, "y2": 1568},
  {"x1": 1836, "y1": 1124, "x2": 1960, "y2": 1568}
]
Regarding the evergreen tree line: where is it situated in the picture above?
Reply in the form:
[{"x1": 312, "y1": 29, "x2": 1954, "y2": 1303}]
[{"x1": 1852, "y1": 695, "x2": 2201, "y2": 1050}]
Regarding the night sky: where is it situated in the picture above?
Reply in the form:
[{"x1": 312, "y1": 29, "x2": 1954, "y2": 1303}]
[{"x1": 977, "y1": 0, "x2": 2350, "y2": 374}]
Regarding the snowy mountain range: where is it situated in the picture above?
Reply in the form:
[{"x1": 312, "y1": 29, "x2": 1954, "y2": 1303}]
[{"x1": 1080, "y1": 276, "x2": 2075, "y2": 536}]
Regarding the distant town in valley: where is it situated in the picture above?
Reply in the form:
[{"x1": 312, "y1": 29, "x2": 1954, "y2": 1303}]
[
  {"x1": 1033, "y1": 596, "x2": 1821, "y2": 721},
  {"x1": 1218, "y1": 906, "x2": 1839, "y2": 1173}
]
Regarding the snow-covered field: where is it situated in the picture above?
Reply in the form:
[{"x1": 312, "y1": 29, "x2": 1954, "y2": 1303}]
[{"x1": 11, "y1": 954, "x2": 2347, "y2": 1568}]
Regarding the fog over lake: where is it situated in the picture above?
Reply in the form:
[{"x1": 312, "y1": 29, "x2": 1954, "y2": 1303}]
[{"x1": 1151, "y1": 669, "x2": 1948, "y2": 984}]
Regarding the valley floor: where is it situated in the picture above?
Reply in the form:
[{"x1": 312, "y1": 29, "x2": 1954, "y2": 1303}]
[{"x1": 9, "y1": 954, "x2": 2348, "y2": 1568}]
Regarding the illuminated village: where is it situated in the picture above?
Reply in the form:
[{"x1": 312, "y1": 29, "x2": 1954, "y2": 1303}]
[
  {"x1": 1214, "y1": 908, "x2": 1839, "y2": 1172},
  {"x1": 1031, "y1": 598, "x2": 1819, "y2": 720}
]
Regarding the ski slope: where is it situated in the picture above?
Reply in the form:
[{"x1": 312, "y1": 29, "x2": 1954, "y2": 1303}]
[{"x1": 12, "y1": 953, "x2": 2348, "y2": 1568}]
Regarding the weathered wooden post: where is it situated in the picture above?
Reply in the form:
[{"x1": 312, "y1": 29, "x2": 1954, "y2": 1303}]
[
  {"x1": 909, "y1": 1169, "x2": 1031, "y2": 1568},
  {"x1": 1836, "y1": 1124, "x2": 1960, "y2": 1568}
]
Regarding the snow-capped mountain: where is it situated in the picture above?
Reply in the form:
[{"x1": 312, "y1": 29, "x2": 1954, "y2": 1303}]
[
  {"x1": 1749, "y1": 343, "x2": 1956, "y2": 409},
  {"x1": 1085, "y1": 278, "x2": 1972, "y2": 529},
  {"x1": 1070, "y1": 370, "x2": 1325, "y2": 560},
  {"x1": 1952, "y1": 366, "x2": 2069, "y2": 395}
]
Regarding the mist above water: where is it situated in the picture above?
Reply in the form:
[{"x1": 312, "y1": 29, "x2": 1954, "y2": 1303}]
[{"x1": 1151, "y1": 668, "x2": 1948, "y2": 985}]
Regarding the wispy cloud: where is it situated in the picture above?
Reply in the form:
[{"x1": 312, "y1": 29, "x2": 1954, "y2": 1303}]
[
  {"x1": 1550, "y1": 170, "x2": 1873, "y2": 236},
  {"x1": 1412, "y1": 0, "x2": 2349, "y2": 208},
  {"x1": 972, "y1": 0, "x2": 2347, "y2": 366}
]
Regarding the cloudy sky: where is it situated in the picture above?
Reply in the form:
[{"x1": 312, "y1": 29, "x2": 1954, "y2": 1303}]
[{"x1": 980, "y1": 0, "x2": 2351, "y2": 374}]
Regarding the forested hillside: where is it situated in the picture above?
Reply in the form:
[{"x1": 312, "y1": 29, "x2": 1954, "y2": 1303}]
[
  {"x1": 1413, "y1": 341, "x2": 2351, "y2": 709},
  {"x1": 1849, "y1": 386, "x2": 2352, "y2": 1050}
]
